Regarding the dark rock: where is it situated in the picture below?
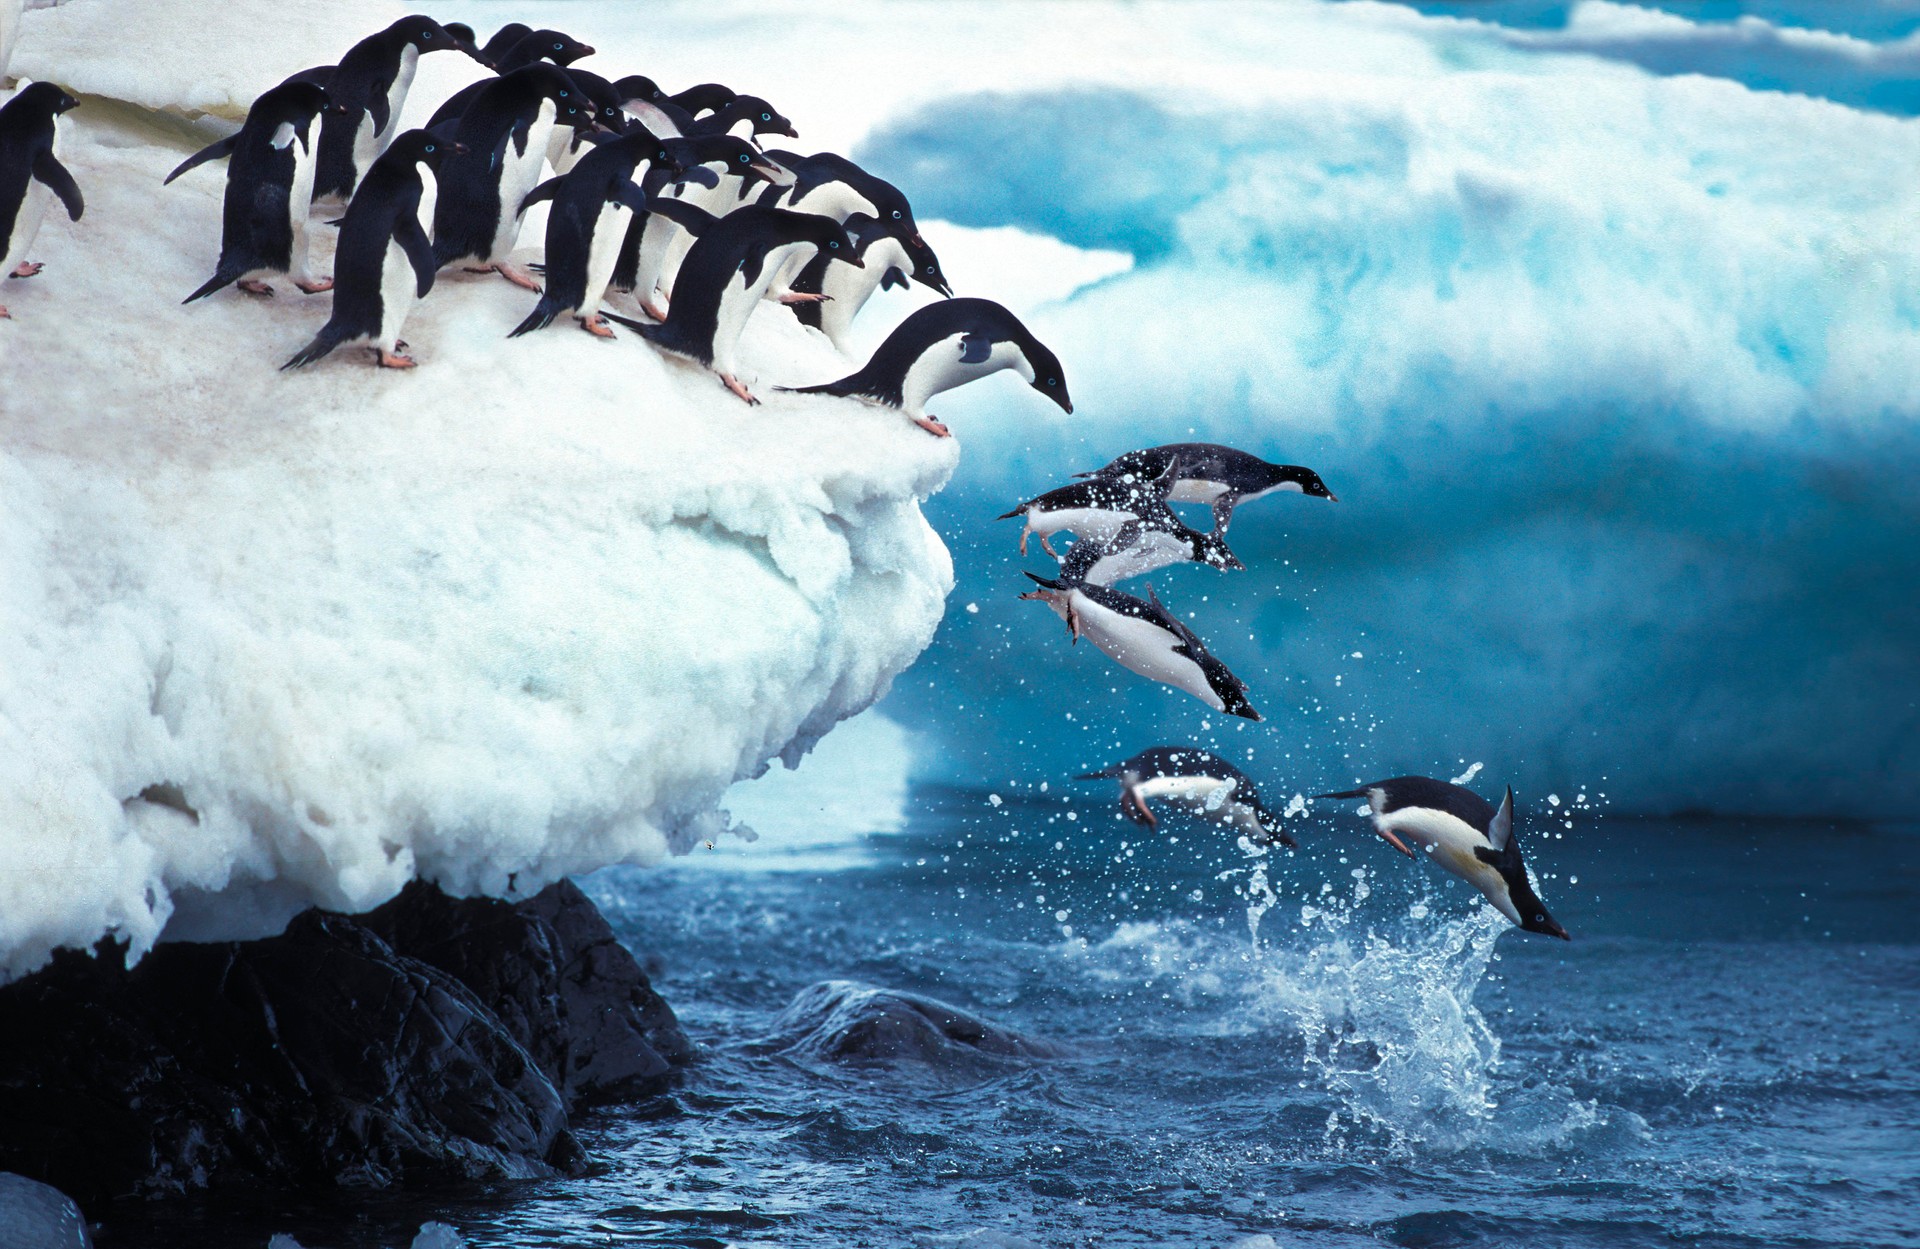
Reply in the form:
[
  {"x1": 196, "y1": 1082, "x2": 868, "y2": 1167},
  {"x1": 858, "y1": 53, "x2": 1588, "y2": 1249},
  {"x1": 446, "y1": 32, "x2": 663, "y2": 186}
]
[
  {"x1": 769, "y1": 980, "x2": 1068, "y2": 1066},
  {"x1": 0, "y1": 1172, "x2": 93, "y2": 1248},
  {"x1": 0, "y1": 882, "x2": 689, "y2": 1205}
]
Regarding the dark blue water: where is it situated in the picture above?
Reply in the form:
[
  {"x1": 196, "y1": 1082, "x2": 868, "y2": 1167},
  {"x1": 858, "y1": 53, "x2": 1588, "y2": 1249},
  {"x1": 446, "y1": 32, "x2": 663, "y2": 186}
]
[{"x1": 115, "y1": 792, "x2": 1920, "y2": 1247}]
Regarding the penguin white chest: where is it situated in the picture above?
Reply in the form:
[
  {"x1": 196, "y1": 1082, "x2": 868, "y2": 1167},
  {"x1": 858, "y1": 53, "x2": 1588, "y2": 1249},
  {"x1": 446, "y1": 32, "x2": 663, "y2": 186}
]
[
  {"x1": 1376, "y1": 806, "x2": 1520, "y2": 923},
  {"x1": 1025, "y1": 506, "x2": 1133, "y2": 545},
  {"x1": 712, "y1": 240, "x2": 814, "y2": 371},
  {"x1": 492, "y1": 101, "x2": 557, "y2": 259},
  {"x1": 899, "y1": 335, "x2": 1029, "y2": 416},
  {"x1": 285, "y1": 126, "x2": 320, "y2": 276},
  {"x1": 380, "y1": 45, "x2": 419, "y2": 145},
  {"x1": 579, "y1": 201, "x2": 633, "y2": 311},
  {"x1": 1081, "y1": 530, "x2": 1189, "y2": 584},
  {"x1": 376, "y1": 167, "x2": 437, "y2": 349},
  {"x1": 1135, "y1": 775, "x2": 1237, "y2": 812},
  {"x1": 1071, "y1": 593, "x2": 1220, "y2": 711},
  {"x1": 817, "y1": 235, "x2": 909, "y2": 348},
  {"x1": 3, "y1": 121, "x2": 59, "y2": 274}
]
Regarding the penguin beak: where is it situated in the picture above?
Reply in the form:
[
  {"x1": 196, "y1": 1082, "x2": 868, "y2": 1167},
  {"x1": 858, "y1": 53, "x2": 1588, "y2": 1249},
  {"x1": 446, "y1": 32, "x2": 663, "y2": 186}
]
[
  {"x1": 1325, "y1": 492, "x2": 1340, "y2": 502},
  {"x1": 1374, "y1": 828, "x2": 1415, "y2": 858},
  {"x1": 780, "y1": 124, "x2": 799, "y2": 138},
  {"x1": 578, "y1": 43, "x2": 597, "y2": 56}
]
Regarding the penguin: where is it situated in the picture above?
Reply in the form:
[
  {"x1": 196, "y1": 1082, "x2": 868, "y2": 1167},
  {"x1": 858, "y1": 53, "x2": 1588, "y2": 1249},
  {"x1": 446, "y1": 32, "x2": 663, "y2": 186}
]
[
  {"x1": 1077, "y1": 443, "x2": 1338, "y2": 533},
  {"x1": 997, "y1": 475, "x2": 1169, "y2": 559},
  {"x1": 509, "y1": 127, "x2": 680, "y2": 338},
  {"x1": 543, "y1": 67, "x2": 635, "y2": 176},
  {"x1": 1055, "y1": 500, "x2": 1243, "y2": 586},
  {"x1": 477, "y1": 23, "x2": 533, "y2": 64},
  {"x1": 605, "y1": 203, "x2": 860, "y2": 404},
  {"x1": 431, "y1": 63, "x2": 602, "y2": 290},
  {"x1": 1019, "y1": 573, "x2": 1259, "y2": 719},
  {"x1": 1078, "y1": 747, "x2": 1296, "y2": 848},
  {"x1": 301, "y1": 16, "x2": 485, "y2": 204},
  {"x1": 667, "y1": 82, "x2": 738, "y2": 118},
  {"x1": 748, "y1": 151, "x2": 939, "y2": 306},
  {"x1": 424, "y1": 30, "x2": 599, "y2": 129},
  {"x1": 778, "y1": 297, "x2": 1070, "y2": 437},
  {"x1": 442, "y1": 22, "x2": 478, "y2": 48},
  {"x1": 281, "y1": 129, "x2": 464, "y2": 371},
  {"x1": 684, "y1": 95, "x2": 797, "y2": 145},
  {"x1": 784, "y1": 212, "x2": 951, "y2": 349},
  {"x1": 169, "y1": 81, "x2": 344, "y2": 302},
  {"x1": 622, "y1": 137, "x2": 794, "y2": 320},
  {"x1": 1315, "y1": 777, "x2": 1571, "y2": 939},
  {"x1": 0, "y1": 82, "x2": 82, "y2": 322}
]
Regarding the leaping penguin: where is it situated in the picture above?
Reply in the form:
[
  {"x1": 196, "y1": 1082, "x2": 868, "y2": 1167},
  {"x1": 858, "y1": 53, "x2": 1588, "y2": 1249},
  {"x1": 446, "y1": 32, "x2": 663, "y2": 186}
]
[
  {"x1": 778, "y1": 297, "x2": 1070, "y2": 437},
  {"x1": 997, "y1": 475, "x2": 1171, "y2": 559},
  {"x1": 1020, "y1": 573, "x2": 1259, "y2": 719},
  {"x1": 281, "y1": 130, "x2": 465, "y2": 370},
  {"x1": 1315, "y1": 776, "x2": 1571, "y2": 939},
  {"x1": 170, "y1": 81, "x2": 346, "y2": 302},
  {"x1": 1079, "y1": 747, "x2": 1296, "y2": 847},
  {"x1": 1078, "y1": 443, "x2": 1337, "y2": 532},
  {"x1": 0, "y1": 82, "x2": 83, "y2": 322},
  {"x1": 1048, "y1": 460, "x2": 1243, "y2": 585}
]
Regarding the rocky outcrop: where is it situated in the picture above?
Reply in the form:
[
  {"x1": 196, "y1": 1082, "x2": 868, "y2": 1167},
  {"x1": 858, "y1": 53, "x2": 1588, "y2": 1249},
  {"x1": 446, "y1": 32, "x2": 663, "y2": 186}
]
[
  {"x1": 768, "y1": 980, "x2": 1067, "y2": 1066},
  {"x1": 0, "y1": 881, "x2": 688, "y2": 1206}
]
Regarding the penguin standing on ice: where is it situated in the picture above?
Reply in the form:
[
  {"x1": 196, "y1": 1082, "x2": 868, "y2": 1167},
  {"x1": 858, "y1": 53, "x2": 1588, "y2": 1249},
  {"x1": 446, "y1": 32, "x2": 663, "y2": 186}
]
[
  {"x1": 606, "y1": 203, "x2": 860, "y2": 404},
  {"x1": 301, "y1": 16, "x2": 486, "y2": 203},
  {"x1": 509, "y1": 127, "x2": 680, "y2": 338},
  {"x1": 783, "y1": 213, "x2": 950, "y2": 348},
  {"x1": 424, "y1": 29, "x2": 598, "y2": 130},
  {"x1": 169, "y1": 81, "x2": 346, "y2": 302},
  {"x1": 0, "y1": 82, "x2": 83, "y2": 322},
  {"x1": 1019, "y1": 573, "x2": 1259, "y2": 719},
  {"x1": 281, "y1": 130, "x2": 464, "y2": 370},
  {"x1": 751, "y1": 151, "x2": 948, "y2": 319},
  {"x1": 431, "y1": 63, "x2": 603, "y2": 290},
  {"x1": 1079, "y1": 746, "x2": 1297, "y2": 847},
  {"x1": 1078, "y1": 443, "x2": 1338, "y2": 532},
  {"x1": 1316, "y1": 777, "x2": 1571, "y2": 939},
  {"x1": 779, "y1": 297, "x2": 1070, "y2": 437},
  {"x1": 603, "y1": 134, "x2": 783, "y2": 316}
]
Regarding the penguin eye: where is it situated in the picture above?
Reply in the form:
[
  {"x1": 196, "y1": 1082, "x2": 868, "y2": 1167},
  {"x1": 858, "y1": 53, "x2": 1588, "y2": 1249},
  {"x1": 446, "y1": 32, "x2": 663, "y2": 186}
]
[
  {"x1": 892, "y1": 210, "x2": 902, "y2": 219},
  {"x1": 422, "y1": 29, "x2": 435, "y2": 39},
  {"x1": 761, "y1": 112, "x2": 771, "y2": 121},
  {"x1": 925, "y1": 265, "x2": 934, "y2": 274},
  {"x1": 738, "y1": 153, "x2": 749, "y2": 163},
  {"x1": 554, "y1": 42, "x2": 564, "y2": 50},
  {"x1": 560, "y1": 90, "x2": 570, "y2": 98},
  {"x1": 424, "y1": 143, "x2": 435, "y2": 152},
  {"x1": 1048, "y1": 378, "x2": 1057, "y2": 386},
  {"x1": 829, "y1": 240, "x2": 839, "y2": 249}
]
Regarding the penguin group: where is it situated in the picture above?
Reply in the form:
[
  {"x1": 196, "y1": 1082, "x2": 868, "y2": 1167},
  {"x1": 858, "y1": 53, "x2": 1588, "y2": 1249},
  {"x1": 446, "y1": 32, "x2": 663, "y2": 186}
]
[{"x1": 5, "y1": 13, "x2": 1068, "y2": 434}]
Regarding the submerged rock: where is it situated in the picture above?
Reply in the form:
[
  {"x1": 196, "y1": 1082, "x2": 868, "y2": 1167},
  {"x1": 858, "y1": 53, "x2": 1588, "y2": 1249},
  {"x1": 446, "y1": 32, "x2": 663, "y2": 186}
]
[
  {"x1": 770, "y1": 980, "x2": 1067, "y2": 1065},
  {"x1": 0, "y1": 882, "x2": 688, "y2": 1205},
  {"x1": 0, "y1": 1173, "x2": 92, "y2": 1249}
]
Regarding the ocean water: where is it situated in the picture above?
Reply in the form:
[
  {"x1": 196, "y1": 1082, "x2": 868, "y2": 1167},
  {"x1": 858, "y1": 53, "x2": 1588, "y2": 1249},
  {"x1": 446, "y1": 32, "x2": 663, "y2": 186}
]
[{"x1": 111, "y1": 791, "x2": 1920, "y2": 1247}]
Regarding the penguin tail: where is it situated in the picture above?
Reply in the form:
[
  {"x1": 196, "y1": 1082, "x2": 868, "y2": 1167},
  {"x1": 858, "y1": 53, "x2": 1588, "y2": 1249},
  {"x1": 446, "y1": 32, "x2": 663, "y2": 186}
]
[
  {"x1": 995, "y1": 506, "x2": 1026, "y2": 521},
  {"x1": 601, "y1": 310, "x2": 666, "y2": 342},
  {"x1": 281, "y1": 324, "x2": 347, "y2": 371},
  {"x1": 772, "y1": 375, "x2": 859, "y2": 397},
  {"x1": 507, "y1": 299, "x2": 561, "y2": 339},
  {"x1": 1074, "y1": 766, "x2": 1122, "y2": 780},
  {"x1": 1313, "y1": 788, "x2": 1370, "y2": 801},
  {"x1": 182, "y1": 269, "x2": 240, "y2": 304},
  {"x1": 1022, "y1": 571, "x2": 1066, "y2": 591}
]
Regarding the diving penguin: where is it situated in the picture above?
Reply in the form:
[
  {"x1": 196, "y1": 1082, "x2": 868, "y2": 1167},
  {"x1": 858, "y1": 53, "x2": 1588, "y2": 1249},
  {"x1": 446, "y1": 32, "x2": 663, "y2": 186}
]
[
  {"x1": 1077, "y1": 442, "x2": 1337, "y2": 533},
  {"x1": 778, "y1": 297, "x2": 1070, "y2": 437},
  {"x1": 1315, "y1": 776, "x2": 1571, "y2": 939},
  {"x1": 1079, "y1": 746, "x2": 1296, "y2": 847}
]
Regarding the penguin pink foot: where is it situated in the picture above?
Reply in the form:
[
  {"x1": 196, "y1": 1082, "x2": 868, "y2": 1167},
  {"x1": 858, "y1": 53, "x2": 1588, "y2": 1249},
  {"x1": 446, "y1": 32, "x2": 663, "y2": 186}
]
[
  {"x1": 238, "y1": 280, "x2": 275, "y2": 297},
  {"x1": 0, "y1": 306, "x2": 11, "y2": 319},
  {"x1": 777, "y1": 291, "x2": 830, "y2": 304},
  {"x1": 293, "y1": 277, "x2": 334, "y2": 294},
  {"x1": 639, "y1": 298, "x2": 668, "y2": 322},
  {"x1": 911, "y1": 414, "x2": 952, "y2": 438},
  {"x1": 581, "y1": 314, "x2": 615, "y2": 339},
  {"x1": 494, "y1": 263, "x2": 543, "y2": 292},
  {"x1": 376, "y1": 349, "x2": 418, "y2": 369},
  {"x1": 10, "y1": 262, "x2": 42, "y2": 278},
  {"x1": 721, "y1": 374, "x2": 761, "y2": 405}
]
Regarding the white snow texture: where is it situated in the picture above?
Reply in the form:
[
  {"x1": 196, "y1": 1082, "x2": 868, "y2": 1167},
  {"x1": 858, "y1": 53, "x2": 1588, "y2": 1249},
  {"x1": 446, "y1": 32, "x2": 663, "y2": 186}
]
[{"x1": 0, "y1": 0, "x2": 962, "y2": 979}]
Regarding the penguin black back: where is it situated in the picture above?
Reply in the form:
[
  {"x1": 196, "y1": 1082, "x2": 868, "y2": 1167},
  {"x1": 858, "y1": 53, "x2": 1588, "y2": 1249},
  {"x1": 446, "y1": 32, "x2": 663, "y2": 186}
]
[
  {"x1": 431, "y1": 63, "x2": 597, "y2": 267},
  {"x1": 0, "y1": 82, "x2": 82, "y2": 247},
  {"x1": 787, "y1": 297, "x2": 1070, "y2": 411},
  {"x1": 309, "y1": 15, "x2": 480, "y2": 200}
]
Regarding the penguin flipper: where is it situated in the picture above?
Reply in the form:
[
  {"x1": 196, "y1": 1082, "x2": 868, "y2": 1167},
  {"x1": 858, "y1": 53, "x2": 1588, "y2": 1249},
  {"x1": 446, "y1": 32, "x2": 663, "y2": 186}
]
[
  {"x1": 163, "y1": 135, "x2": 238, "y2": 185},
  {"x1": 393, "y1": 215, "x2": 437, "y2": 298},
  {"x1": 614, "y1": 180, "x2": 651, "y2": 214},
  {"x1": 34, "y1": 152, "x2": 85, "y2": 221},
  {"x1": 521, "y1": 177, "x2": 563, "y2": 214},
  {"x1": 647, "y1": 197, "x2": 716, "y2": 236},
  {"x1": 879, "y1": 266, "x2": 908, "y2": 291},
  {"x1": 1486, "y1": 787, "x2": 1515, "y2": 851},
  {"x1": 957, "y1": 331, "x2": 992, "y2": 364},
  {"x1": 674, "y1": 167, "x2": 720, "y2": 191},
  {"x1": 367, "y1": 86, "x2": 392, "y2": 138}
]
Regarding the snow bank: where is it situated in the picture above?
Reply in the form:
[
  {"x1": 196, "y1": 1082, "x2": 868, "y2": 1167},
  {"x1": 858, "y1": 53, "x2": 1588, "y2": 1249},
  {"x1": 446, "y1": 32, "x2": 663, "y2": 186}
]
[{"x1": 0, "y1": 2, "x2": 958, "y2": 979}]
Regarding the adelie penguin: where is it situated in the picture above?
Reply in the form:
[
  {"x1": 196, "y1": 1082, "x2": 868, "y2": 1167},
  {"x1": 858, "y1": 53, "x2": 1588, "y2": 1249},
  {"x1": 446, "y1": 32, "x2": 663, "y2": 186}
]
[
  {"x1": 431, "y1": 63, "x2": 604, "y2": 291},
  {"x1": 779, "y1": 297, "x2": 1070, "y2": 437},
  {"x1": 0, "y1": 82, "x2": 83, "y2": 322},
  {"x1": 281, "y1": 130, "x2": 465, "y2": 371},
  {"x1": 627, "y1": 129, "x2": 796, "y2": 319},
  {"x1": 783, "y1": 212, "x2": 950, "y2": 350},
  {"x1": 168, "y1": 81, "x2": 347, "y2": 302},
  {"x1": 1079, "y1": 746, "x2": 1297, "y2": 848},
  {"x1": 605, "y1": 203, "x2": 860, "y2": 404},
  {"x1": 297, "y1": 16, "x2": 486, "y2": 204},
  {"x1": 997, "y1": 474, "x2": 1169, "y2": 558},
  {"x1": 1030, "y1": 461, "x2": 1243, "y2": 585},
  {"x1": 1078, "y1": 443, "x2": 1337, "y2": 533},
  {"x1": 1019, "y1": 573, "x2": 1259, "y2": 719},
  {"x1": 509, "y1": 127, "x2": 681, "y2": 339},
  {"x1": 1316, "y1": 776, "x2": 1571, "y2": 939},
  {"x1": 748, "y1": 149, "x2": 928, "y2": 302},
  {"x1": 424, "y1": 29, "x2": 599, "y2": 131}
]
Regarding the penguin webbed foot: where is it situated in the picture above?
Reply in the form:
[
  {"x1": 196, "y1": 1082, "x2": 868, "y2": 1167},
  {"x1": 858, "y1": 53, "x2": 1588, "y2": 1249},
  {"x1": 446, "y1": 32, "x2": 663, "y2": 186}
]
[
  {"x1": 910, "y1": 414, "x2": 952, "y2": 438},
  {"x1": 376, "y1": 348, "x2": 418, "y2": 369},
  {"x1": 721, "y1": 374, "x2": 760, "y2": 405},
  {"x1": 0, "y1": 306, "x2": 11, "y2": 319},
  {"x1": 1040, "y1": 534, "x2": 1060, "y2": 559},
  {"x1": 496, "y1": 264, "x2": 543, "y2": 293},
  {"x1": 640, "y1": 299, "x2": 668, "y2": 322},
  {"x1": 9, "y1": 262, "x2": 43, "y2": 280},
  {"x1": 581, "y1": 314, "x2": 616, "y2": 339},
  {"x1": 1018, "y1": 528, "x2": 1030, "y2": 557},
  {"x1": 776, "y1": 291, "x2": 830, "y2": 304},
  {"x1": 238, "y1": 280, "x2": 276, "y2": 298},
  {"x1": 293, "y1": 277, "x2": 334, "y2": 294}
]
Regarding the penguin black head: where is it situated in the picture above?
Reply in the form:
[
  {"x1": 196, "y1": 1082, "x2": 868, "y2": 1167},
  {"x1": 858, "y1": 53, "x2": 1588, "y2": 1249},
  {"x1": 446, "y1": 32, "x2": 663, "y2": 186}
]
[
  {"x1": 442, "y1": 21, "x2": 477, "y2": 46},
  {"x1": 265, "y1": 80, "x2": 334, "y2": 120},
  {"x1": 796, "y1": 214, "x2": 864, "y2": 269},
  {"x1": 9, "y1": 82, "x2": 81, "y2": 117},
  {"x1": 1487, "y1": 789, "x2": 1571, "y2": 940},
  {"x1": 512, "y1": 29, "x2": 596, "y2": 66},
  {"x1": 1271, "y1": 464, "x2": 1338, "y2": 502},
  {"x1": 729, "y1": 96, "x2": 798, "y2": 139},
  {"x1": 388, "y1": 128, "x2": 467, "y2": 169},
  {"x1": 396, "y1": 15, "x2": 480, "y2": 61},
  {"x1": 1019, "y1": 338, "x2": 1072, "y2": 415},
  {"x1": 906, "y1": 235, "x2": 953, "y2": 297},
  {"x1": 680, "y1": 136, "x2": 787, "y2": 183},
  {"x1": 613, "y1": 75, "x2": 669, "y2": 106}
]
